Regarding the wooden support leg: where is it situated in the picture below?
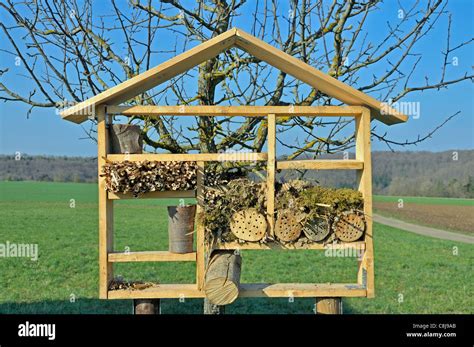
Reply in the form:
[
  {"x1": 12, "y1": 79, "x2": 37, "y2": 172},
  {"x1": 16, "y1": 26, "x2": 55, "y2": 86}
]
[
  {"x1": 97, "y1": 106, "x2": 114, "y2": 299},
  {"x1": 316, "y1": 298, "x2": 343, "y2": 314},
  {"x1": 203, "y1": 298, "x2": 225, "y2": 314},
  {"x1": 355, "y1": 108, "x2": 375, "y2": 298},
  {"x1": 134, "y1": 299, "x2": 161, "y2": 314}
]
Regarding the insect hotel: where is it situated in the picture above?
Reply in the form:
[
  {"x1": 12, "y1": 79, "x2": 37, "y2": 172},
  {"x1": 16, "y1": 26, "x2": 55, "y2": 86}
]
[{"x1": 61, "y1": 28, "x2": 407, "y2": 313}]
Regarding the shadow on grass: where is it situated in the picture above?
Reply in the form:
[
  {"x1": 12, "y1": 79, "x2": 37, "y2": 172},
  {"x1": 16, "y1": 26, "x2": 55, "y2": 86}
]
[{"x1": 0, "y1": 298, "x2": 359, "y2": 314}]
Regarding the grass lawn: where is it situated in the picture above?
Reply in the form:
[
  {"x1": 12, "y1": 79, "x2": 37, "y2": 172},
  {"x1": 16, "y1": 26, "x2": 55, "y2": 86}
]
[
  {"x1": 0, "y1": 181, "x2": 472, "y2": 314},
  {"x1": 374, "y1": 195, "x2": 474, "y2": 206}
]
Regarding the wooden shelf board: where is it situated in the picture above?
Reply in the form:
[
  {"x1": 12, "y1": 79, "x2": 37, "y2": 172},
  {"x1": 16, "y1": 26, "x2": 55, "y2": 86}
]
[
  {"x1": 239, "y1": 283, "x2": 366, "y2": 298},
  {"x1": 108, "y1": 251, "x2": 196, "y2": 263},
  {"x1": 108, "y1": 284, "x2": 203, "y2": 299},
  {"x1": 214, "y1": 241, "x2": 365, "y2": 250},
  {"x1": 107, "y1": 283, "x2": 366, "y2": 299},
  {"x1": 107, "y1": 152, "x2": 267, "y2": 162},
  {"x1": 107, "y1": 105, "x2": 364, "y2": 117},
  {"x1": 108, "y1": 190, "x2": 196, "y2": 200},
  {"x1": 277, "y1": 159, "x2": 363, "y2": 170}
]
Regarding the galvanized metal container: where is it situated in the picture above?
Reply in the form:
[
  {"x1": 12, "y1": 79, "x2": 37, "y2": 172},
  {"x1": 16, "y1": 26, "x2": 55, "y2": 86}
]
[{"x1": 167, "y1": 205, "x2": 196, "y2": 253}]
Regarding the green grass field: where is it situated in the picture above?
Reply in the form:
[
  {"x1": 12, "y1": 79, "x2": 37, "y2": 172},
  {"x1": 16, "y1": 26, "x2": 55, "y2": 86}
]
[
  {"x1": 0, "y1": 181, "x2": 472, "y2": 314},
  {"x1": 374, "y1": 195, "x2": 474, "y2": 206}
]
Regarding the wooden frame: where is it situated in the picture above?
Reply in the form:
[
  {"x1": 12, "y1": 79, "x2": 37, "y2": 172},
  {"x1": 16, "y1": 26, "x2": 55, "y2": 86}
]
[
  {"x1": 95, "y1": 105, "x2": 374, "y2": 300},
  {"x1": 58, "y1": 27, "x2": 408, "y2": 306}
]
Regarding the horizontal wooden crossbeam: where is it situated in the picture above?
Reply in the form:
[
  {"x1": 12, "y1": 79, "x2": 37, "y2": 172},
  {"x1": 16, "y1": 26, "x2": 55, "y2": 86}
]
[
  {"x1": 108, "y1": 190, "x2": 196, "y2": 200},
  {"x1": 108, "y1": 251, "x2": 196, "y2": 262},
  {"x1": 107, "y1": 105, "x2": 363, "y2": 117},
  {"x1": 107, "y1": 283, "x2": 366, "y2": 299},
  {"x1": 239, "y1": 283, "x2": 366, "y2": 298},
  {"x1": 108, "y1": 284, "x2": 202, "y2": 299},
  {"x1": 277, "y1": 159, "x2": 363, "y2": 170},
  {"x1": 214, "y1": 241, "x2": 365, "y2": 250},
  {"x1": 107, "y1": 153, "x2": 267, "y2": 162}
]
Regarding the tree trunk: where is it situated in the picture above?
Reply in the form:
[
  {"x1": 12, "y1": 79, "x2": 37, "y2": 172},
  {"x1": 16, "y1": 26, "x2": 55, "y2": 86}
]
[
  {"x1": 204, "y1": 251, "x2": 241, "y2": 305},
  {"x1": 133, "y1": 299, "x2": 160, "y2": 314},
  {"x1": 109, "y1": 124, "x2": 143, "y2": 154},
  {"x1": 315, "y1": 297, "x2": 343, "y2": 314}
]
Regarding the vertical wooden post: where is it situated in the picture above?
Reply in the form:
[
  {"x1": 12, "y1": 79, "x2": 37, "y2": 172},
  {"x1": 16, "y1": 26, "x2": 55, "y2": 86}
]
[
  {"x1": 97, "y1": 105, "x2": 114, "y2": 299},
  {"x1": 316, "y1": 298, "x2": 343, "y2": 314},
  {"x1": 355, "y1": 107, "x2": 374, "y2": 298},
  {"x1": 196, "y1": 161, "x2": 205, "y2": 291},
  {"x1": 266, "y1": 114, "x2": 276, "y2": 238}
]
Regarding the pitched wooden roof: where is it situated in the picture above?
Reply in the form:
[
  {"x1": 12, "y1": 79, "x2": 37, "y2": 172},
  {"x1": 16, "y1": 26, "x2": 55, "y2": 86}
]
[{"x1": 61, "y1": 28, "x2": 407, "y2": 125}]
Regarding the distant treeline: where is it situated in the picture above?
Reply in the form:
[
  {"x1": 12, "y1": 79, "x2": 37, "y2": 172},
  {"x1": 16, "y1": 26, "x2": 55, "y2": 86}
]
[
  {"x1": 0, "y1": 155, "x2": 97, "y2": 183},
  {"x1": 1, "y1": 150, "x2": 473, "y2": 198}
]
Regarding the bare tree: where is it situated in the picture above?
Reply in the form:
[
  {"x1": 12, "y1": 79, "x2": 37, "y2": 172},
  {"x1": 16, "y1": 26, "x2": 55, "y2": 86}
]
[{"x1": 1, "y1": 0, "x2": 472, "y2": 160}]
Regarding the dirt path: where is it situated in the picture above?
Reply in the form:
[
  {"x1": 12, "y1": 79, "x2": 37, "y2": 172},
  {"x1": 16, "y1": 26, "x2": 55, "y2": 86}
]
[
  {"x1": 373, "y1": 214, "x2": 474, "y2": 244},
  {"x1": 373, "y1": 202, "x2": 473, "y2": 233}
]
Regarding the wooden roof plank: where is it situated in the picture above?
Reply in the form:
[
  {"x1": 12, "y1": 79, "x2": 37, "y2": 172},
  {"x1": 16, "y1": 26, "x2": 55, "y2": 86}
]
[
  {"x1": 61, "y1": 27, "x2": 408, "y2": 125},
  {"x1": 234, "y1": 29, "x2": 407, "y2": 125},
  {"x1": 60, "y1": 29, "x2": 237, "y2": 123}
]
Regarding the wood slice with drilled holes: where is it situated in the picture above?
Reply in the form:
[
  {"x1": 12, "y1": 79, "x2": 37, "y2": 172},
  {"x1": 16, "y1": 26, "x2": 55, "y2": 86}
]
[
  {"x1": 275, "y1": 210, "x2": 303, "y2": 242},
  {"x1": 230, "y1": 209, "x2": 267, "y2": 242},
  {"x1": 302, "y1": 215, "x2": 331, "y2": 242},
  {"x1": 333, "y1": 211, "x2": 366, "y2": 242}
]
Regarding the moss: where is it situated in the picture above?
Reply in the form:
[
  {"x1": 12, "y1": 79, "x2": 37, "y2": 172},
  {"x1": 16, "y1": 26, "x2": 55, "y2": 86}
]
[
  {"x1": 202, "y1": 178, "x2": 266, "y2": 239},
  {"x1": 298, "y1": 186, "x2": 363, "y2": 212},
  {"x1": 202, "y1": 178, "x2": 364, "y2": 241}
]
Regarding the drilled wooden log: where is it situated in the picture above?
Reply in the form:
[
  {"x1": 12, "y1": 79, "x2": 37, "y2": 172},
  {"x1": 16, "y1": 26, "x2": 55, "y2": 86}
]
[
  {"x1": 230, "y1": 209, "x2": 267, "y2": 242},
  {"x1": 204, "y1": 251, "x2": 241, "y2": 305},
  {"x1": 275, "y1": 209, "x2": 303, "y2": 242},
  {"x1": 302, "y1": 215, "x2": 331, "y2": 242},
  {"x1": 109, "y1": 124, "x2": 143, "y2": 154},
  {"x1": 333, "y1": 210, "x2": 366, "y2": 242},
  {"x1": 316, "y1": 297, "x2": 343, "y2": 314},
  {"x1": 133, "y1": 299, "x2": 160, "y2": 314}
]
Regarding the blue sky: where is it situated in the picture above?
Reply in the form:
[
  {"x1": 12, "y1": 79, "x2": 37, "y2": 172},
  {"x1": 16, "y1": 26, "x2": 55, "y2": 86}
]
[{"x1": 0, "y1": 0, "x2": 472, "y2": 156}]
